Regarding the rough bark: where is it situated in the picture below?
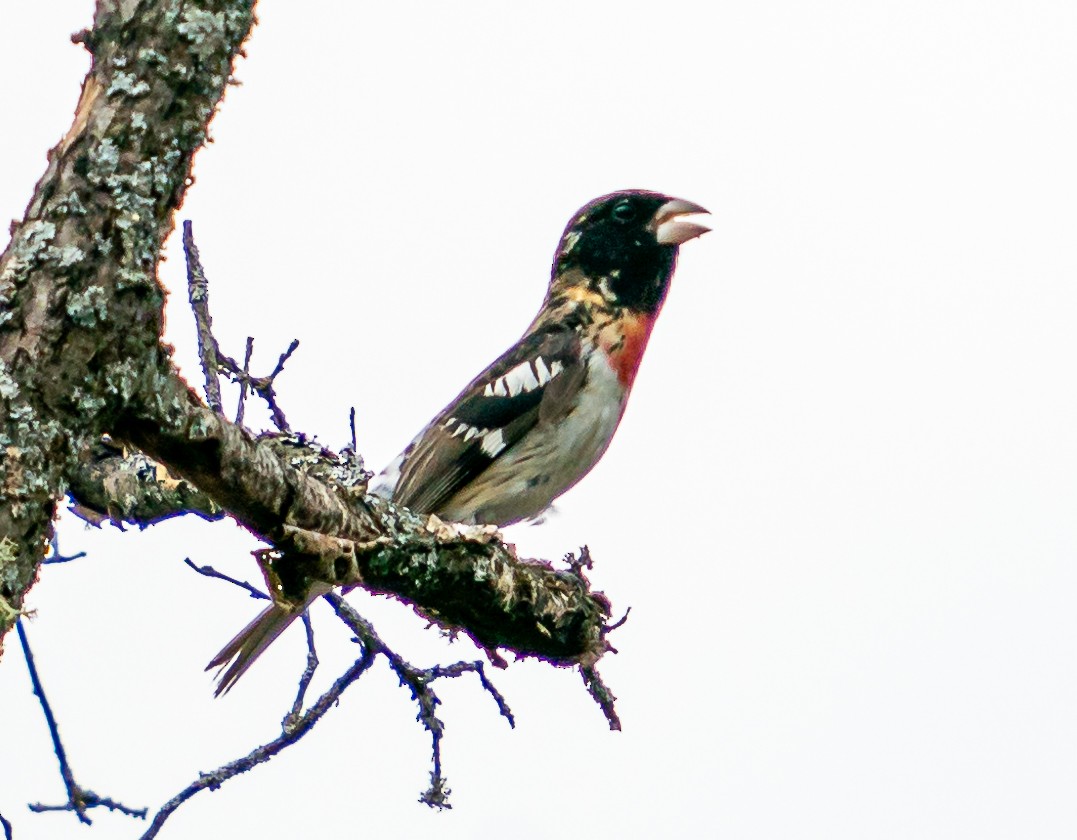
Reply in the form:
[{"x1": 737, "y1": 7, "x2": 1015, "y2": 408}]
[
  {"x1": 0, "y1": 0, "x2": 611, "y2": 668},
  {"x1": 0, "y1": 0, "x2": 257, "y2": 648}
]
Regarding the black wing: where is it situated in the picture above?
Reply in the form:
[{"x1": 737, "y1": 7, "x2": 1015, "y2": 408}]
[{"x1": 390, "y1": 326, "x2": 585, "y2": 517}]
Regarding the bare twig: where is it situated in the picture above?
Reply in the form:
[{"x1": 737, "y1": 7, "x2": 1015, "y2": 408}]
[
  {"x1": 139, "y1": 649, "x2": 377, "y2": 840},
  {"x1": 183, "y1": 558, "x2": 268, "y2": 601},
  {"x1": 429, "y1": 659, "x2": 515, "y2": 726},
  {"x1": 184, "y1": 220, "x2": 223, "y2": 414},
  {"x1": 29, "y1": 796, "x2": 147, "y2": 820},
  {"x1": 326, "y1": 594, "x2": 515, "y2": 807},
  {"x1": 235, "y1": 336, "x2": 254, "y2": 426},
  {"x1": 580, "y1": 665, "x2": 621, "y2": 731},
  {"x1": 183, "y1": 222, "x2": 298, "y2": 431},
  {"x1": 41, "y1": 551, "x2": 86, "y2": 565},
  {"x1": 42, "y1": 534, "x2": 86, "y2": 565},
  {"x1": 217, "y1": 338, "x2": 297, "y2": 431},
  {"x1": 283, "y1": 612, "x2": 319, "y2": 731},
  {"x1": 605, "y1": 607, "x2": 631, "y2": 635},
  {"x1": 181, "y1": 559, "x2": 514, "y2": 812},
  {"x1": 244, "y1": 339, "x2": 299, "y2": 432},
  {"x1": 1, "y1": 811, "x2": 12, "y2": 840},
  {"x1": 566, "y1": 544, "x2": 594, "y2": 575},
  {"x1": 349, "y1": 406, "x2": 357, "y2": 453},
  {"x1": 16, "y1": 621, "x2": 146, "y2": 825},
  {"x1": 601, "y1": 607, "x2": 631, "y2": 654}
]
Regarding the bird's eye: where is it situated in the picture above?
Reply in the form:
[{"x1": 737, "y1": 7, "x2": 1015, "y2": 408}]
[{"x1": 610, "y1": 202, "x2": 636, "y2": 223}]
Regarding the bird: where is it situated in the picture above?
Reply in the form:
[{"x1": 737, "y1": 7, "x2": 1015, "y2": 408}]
[{"x1": 208, "y1": 190, "x2": 710, "y2": 694}]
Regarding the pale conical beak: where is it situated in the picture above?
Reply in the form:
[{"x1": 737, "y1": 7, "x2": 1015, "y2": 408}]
[{"x1": 653, "y1": 198, "x2": 711, "y2": 245}]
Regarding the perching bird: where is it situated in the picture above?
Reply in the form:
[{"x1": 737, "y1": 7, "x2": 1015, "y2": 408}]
[{"x1": 208, "y1": 190, "x2": 709, "y2": 693}]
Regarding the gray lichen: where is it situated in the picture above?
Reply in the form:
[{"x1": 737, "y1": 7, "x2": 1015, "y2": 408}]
[
  {"x1": 66, "y1": 287, "x2": 109, "y2": 327},
  {"x1": 88, "y1": 137, "x2": 121, "y2": 178},
  {"x1": 50, "y1": 245, "x2": 86, "y2": 269},
  {"x1": 107, "y1": 71, "x2": 151, "y2": 98},
  {"x1": 176, "y1": 9, "x2": 227, "y2": 57},
  {"x1": 0, "y1": 361, "x2": 18, "y2": 400},
  {"x1": 0, "y1": 220, "x2": 57, "y2": 288},
  {"x1": 0, "y1": 538, "x2": 19, "y2": 589}
]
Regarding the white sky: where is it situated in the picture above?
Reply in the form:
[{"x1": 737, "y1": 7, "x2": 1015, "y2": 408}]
[{"x1": 3, "y1": 2, "x2": 1077, "y2": 838}]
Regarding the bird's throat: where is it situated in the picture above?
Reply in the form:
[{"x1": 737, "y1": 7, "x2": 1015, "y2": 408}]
[{"x1": 599, "y1": 311, "x2": 656, "y2": 388}]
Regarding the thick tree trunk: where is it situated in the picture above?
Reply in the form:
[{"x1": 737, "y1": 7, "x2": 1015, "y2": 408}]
[{"x1": 0, "y1": 0, "x2": 257, "y2": 649}]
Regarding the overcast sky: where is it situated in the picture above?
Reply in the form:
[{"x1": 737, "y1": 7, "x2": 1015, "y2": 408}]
[{"x1": 3, "y1": 2, "x2": 1077, "y2": 839}]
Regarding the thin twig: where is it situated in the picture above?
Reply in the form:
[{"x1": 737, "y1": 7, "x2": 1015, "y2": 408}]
[
  {"x1": 1, "y1": 811, "x2": 12, "y2": 840},
  {"x1": 326, "y1": 593, "x2": 515, "y2": 807},
  {"x1": 235, "y1": 336, "x2": 254, "y2": 426},
  {"x1": 139, "y1": 650, "x2": 376, "y2": 840},
  {"x1": 580, "y1": 665, "x2": 621, "y2": 731},
  {"x1": 41, "y1": 551, "x2": 87, "y2": 565},
  {"x1": 18, "y1": 619, "x2": 86, "y2": 824},
  {"x1": 183, "y1": 221, "x2": 298, "y2": 429},
  {"x1": 42, "y1": 534, "x2": 87, "y2": 565},
  {"x1": 183, "y1": 558, "x2": 514, "y2": 812},
  {"x1": 349, "y1": 406, "x2": 357, "y2": 453},
  {"x1": 29, "y1": 796, "x2": 147, "y2": 820},
  {"x1": 605, "y1": 607, "x2": 631, "y2": 635},
  {"x1": 183, "y1": 558, "x2": 268, "y2": 600},
  {"x1": 283, "y1": 612, "x2": 319, "y2": 731},
  {"x1": 183, "y1": 220, "x2": 223, "y2": 413},
  {"x1": 214, "y1": 338, "x2": 298, "y2": 432},
  {"x1": 16, "y1": 621, "x2": 145, "y2": 825},
  {"x1": 429, "y1": 660, "x2": 515, "y2": 727},
  {"x1": 267, "y1": 340, "x2": 299, "y2": 380},
  {"x1": 254, "y1": 339, "x2": 299, "y2": 432}
]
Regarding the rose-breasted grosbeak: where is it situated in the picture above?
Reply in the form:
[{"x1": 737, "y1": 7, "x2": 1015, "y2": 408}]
[{"x1": 209, "y1": 190, "x2": 709, "y2": 693}]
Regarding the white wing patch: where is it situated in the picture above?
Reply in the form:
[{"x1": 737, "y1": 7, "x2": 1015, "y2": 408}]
[
  {"x1": 482, "y1": 356, "x2": 562, "y2": 399},
  {"x1": 441, "y1": 418, "x2": 506, "y2": 458},
  {"x1": 504, "y1": 361, "x2": 538, "y2": 396},
  {"x1": 480, "y1": 428, "x2": 505, "y2": 457},
  {"x1": 534, "y1": 356, "x2": 551, "y2": 383}
]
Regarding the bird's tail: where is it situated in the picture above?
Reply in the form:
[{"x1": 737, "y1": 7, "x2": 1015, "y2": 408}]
[{"x1": 207, "y1": 599, "x2": 310, "y2": 696}]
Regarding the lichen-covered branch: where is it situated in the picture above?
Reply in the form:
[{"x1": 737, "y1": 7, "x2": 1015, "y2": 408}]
[
  {"x1": 67, "y1": 438, "x2": 223, "y2": 527},
  {"x1": 0, "y1": 0, "x2": 257, "y2": 652},
  {"x1": 119, "y1": 405, "x2": 611, "y2": 663}
]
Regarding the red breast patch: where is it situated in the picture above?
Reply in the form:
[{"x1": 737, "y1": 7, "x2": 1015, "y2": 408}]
[{"x1": 604, "y1": 313, "x2": 656, "y2": 388}]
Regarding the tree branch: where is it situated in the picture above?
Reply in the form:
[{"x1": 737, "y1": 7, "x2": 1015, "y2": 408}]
[
  {"x1": 0, "y1": 0, "x2": 257, "y2": 652},
  {"x1": 183, "y1": 220, "x2": 223, "y2": 414},
  {"x1": 152, "y1": 559, "x2": 514, "y2": 830},
  {"x1": 120, "y1": 403, "x2": 612, "y2": 663},
  {"x1": 17, "y1": 620, "x2": 146, "y2": 825},
  {"x1": 67, "y1": 439, "x2": 224, "y2": 528},
  {"x1": 140, "y1": 647, "x2": 378, "y2": 840}
]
